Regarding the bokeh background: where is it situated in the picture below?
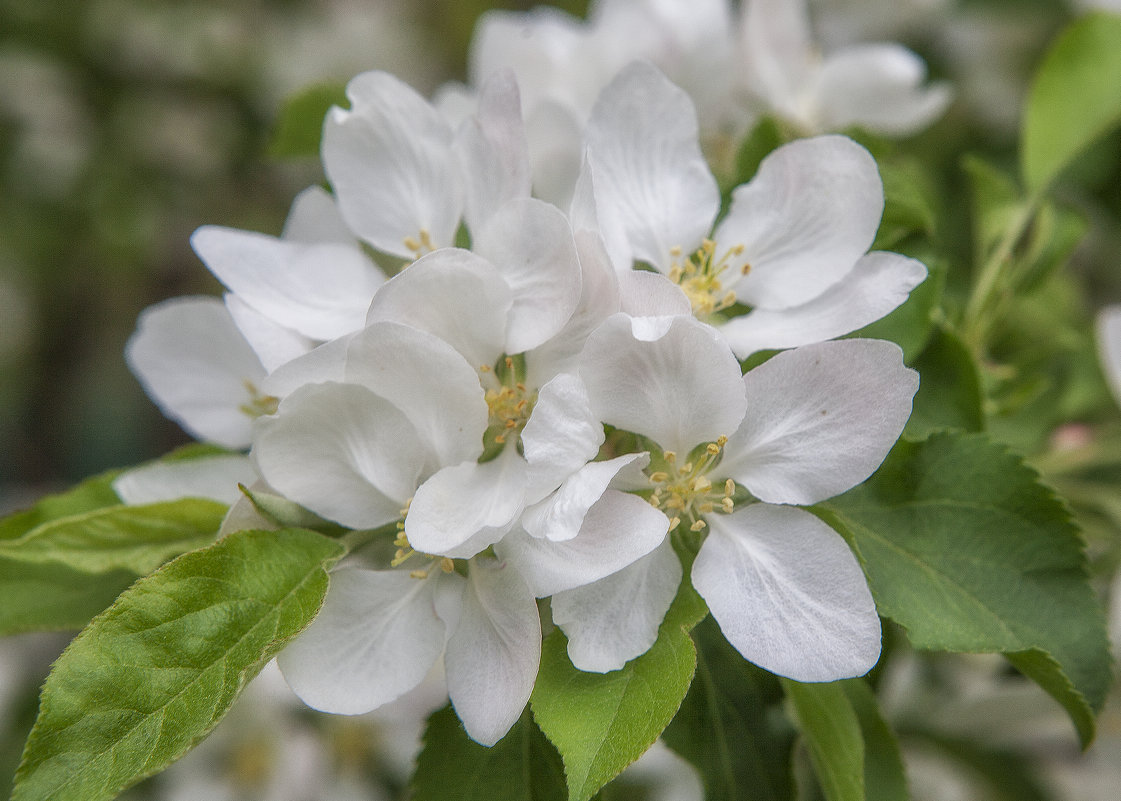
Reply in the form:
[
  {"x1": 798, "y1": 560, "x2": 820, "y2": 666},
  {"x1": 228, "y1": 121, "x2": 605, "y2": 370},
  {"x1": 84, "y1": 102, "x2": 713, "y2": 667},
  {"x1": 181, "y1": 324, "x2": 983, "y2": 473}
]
[{"x1": 3, "y1": 1, "x2": 1121, "y2": 799}]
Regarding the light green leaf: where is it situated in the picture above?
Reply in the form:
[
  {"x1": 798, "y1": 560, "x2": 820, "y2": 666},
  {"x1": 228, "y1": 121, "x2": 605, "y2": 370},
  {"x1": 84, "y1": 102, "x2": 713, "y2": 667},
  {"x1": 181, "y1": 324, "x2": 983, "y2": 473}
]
[
  {"x1": 873, "y1": 157, "x2": 938, "y2": 251},
  {"x1": 1022, "y1": 12, "x2": 1121, "y2": 192},
  {"x1": 0, "y1": 559, "x2": 138, "y2": 636},
  {"x1": 662, "y1": 616, "x2": 795, "y2": 801},
  {"x1": 0, "y1": 472, "x2": 123, "y2": 542},
  {"x1": 0, "y1": 498, "x2": 227, "y2": 574},
  {"x1": 269, "y1": 83, "x2": 348, "y2": 159},
  {"x1": 413, "y1": 706, "x2": 566, "y2": 801},
  {"x1": 906, "y1": 326, "x2": 985, "y2": 437},
  {"x1": 842, "y1": 680, "x2": 909, "y2": 801},
  {"x1": 11, "y1": 528, "x2": 345, "y2": 801},
  {"x1": 531, "y1": 556, "x2": 708, "y2": 801},
  {"x1": 782, "y1": 680, "x2": 863, "y2": 801},
  {"x1": 819, "y1": 432, "x2": 1111, "y2": 746}
]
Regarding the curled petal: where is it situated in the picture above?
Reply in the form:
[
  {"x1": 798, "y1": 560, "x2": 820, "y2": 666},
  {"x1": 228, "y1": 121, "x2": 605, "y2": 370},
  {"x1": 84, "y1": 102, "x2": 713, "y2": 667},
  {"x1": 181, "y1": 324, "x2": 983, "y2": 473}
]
[
  {"x1": 521, "y1": 372, "x2": 604, "y2": 503},
  {"x1": 717, "y1": 252, "x2": 927, "y2": 357},
  {"x1": 522, "y1": 453, "x2": 649, "y2": 542},
  {"x1": 693, "y1": 504, "x2": 880, "y2": 682},
  {"x1": 715, "y1": 135, "x2": 883, "y2": 310}
]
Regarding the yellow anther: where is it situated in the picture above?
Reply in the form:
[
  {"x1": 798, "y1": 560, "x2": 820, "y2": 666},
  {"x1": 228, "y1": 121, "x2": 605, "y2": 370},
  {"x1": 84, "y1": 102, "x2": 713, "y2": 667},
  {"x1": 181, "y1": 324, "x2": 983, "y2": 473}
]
[
  {"x1": 649, "y1": 471, "x2": 669, "y2": 483},
  {"x1": 721, "y1": 497, "x2": 735, "y2": 513},
  {"x1": 682, "y1": 462, "x2": 694, "y2": 473},
  {"x1": 670, "y1": 245, "x2": 683, "y2": 257},
  {"x1": 690, "y1": 519, "x2": 707, "y2": 532},
  {"x1": 440, "y1": 557, "x2": 455, "y2": 573},
  {"x1": 716, "y1": 435, "x2": 728, "y2": 447},
  {"x1": 495, "y1": 434, "x2": 506, "y2": 444},
  {"x1": 505, "y1": 419, "x2": 517, "y2": 429},
  {"x1": 649, "y1": 495, "x2": 662, "y2": 508},
  {"x1": 668, "y1": 516, "x2": 681, "y2": 530},
  {"x1": 480, "y1": 364, "x2": 491, "y2": 372},
  {"x1": 692, "y1": 476, "x2": 712, "y2": 493},
  {"x1": 706, "y1": 442, "x2": 721, "y2": 455},
  {"x1": 663, "y1": 451, "x2": 677, "y2": 464},
  {"x1": 410, "y1": 568, "x2": 428, "y2": 579},
  {"x1": 505, "y1": 356, "x2": 514, "y2": 370},
  {"x1": 724, "y1": 479, "x2": 735, "y2": 496},
  {"x1": 403, "y1": 235, "x2": 421, "y2": 252}
]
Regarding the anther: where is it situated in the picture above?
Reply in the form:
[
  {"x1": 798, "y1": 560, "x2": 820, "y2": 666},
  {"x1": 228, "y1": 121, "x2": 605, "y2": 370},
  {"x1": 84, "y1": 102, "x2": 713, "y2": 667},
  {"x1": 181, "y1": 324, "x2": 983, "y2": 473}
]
[
  {"x1": 690, "y1": 519, "x2": 707, "y2": 531},
  {"x1": 440, "y1": 557, "x2": 455, "y2": 573}
]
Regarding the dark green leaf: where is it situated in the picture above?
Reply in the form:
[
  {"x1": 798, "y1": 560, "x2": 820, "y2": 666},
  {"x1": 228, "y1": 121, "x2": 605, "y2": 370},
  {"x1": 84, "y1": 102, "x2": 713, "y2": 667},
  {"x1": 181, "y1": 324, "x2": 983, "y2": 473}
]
[
  {"x1": 531, "y1": 556, "x2": 707, "y2": 801},
  {"x1": 662, "y1": 616, "x2": 795, "y2": 801},
  {"x1": 906, "y1": 326, "x2": 985, "y2": 437},
  {"x1": 842, "y1": 680, "x2": 909, "y2": 801},
  {"x1": 0, "y1": 559, "x2": 137, "y2": 636},
  {"x1": 11, "y1": 528, "x2": 345, "y2": 801},
  {"x1": 852, "y1": 260, "x2": 944, "y2": 363},
  {"x1": 269, "y1": 83, "x2": 348, "y2": 159},
  {"x1": 782, "y1": 680, "x2": 863, "y2": 801},
  {"x1": 413, "y1": 706, "x2": 566, "y2": 801},
  {"x1": 819, "y1": 432, "x2": 1111, "y2": 746},
  {"x1": 873, "y1": 157, "x2": 938, "y2": 251},
  {"x1": 1022, "y1": 13, "x2": 1121, "y2": 192},
  {"x1": 729, "y1": 117, "x2": 784, "y2": 189}
]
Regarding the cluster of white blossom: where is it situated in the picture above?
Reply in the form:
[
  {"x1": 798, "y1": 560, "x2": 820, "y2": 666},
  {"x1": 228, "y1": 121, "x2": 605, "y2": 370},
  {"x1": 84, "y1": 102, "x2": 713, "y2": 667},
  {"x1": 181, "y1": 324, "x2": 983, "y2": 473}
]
[{"x1": 118, "y1": 0, "x2": 936, "y2": 747}]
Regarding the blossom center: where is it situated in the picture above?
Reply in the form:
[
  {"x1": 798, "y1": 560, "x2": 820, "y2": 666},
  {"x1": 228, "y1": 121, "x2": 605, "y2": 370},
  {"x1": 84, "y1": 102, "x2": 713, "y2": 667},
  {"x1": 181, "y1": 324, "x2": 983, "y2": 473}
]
[
  {"x1": 402, "y1": 228, "x2": 435, "y2": 260},
  {"x1": 480, "y1": 355, "x2": 537, "y2": 453},
  {"x1": 393, "y1": 498, "x2": 457, "y2": 578},
  {"x1": 647, "y1": 435, "x2": 736, "y2": 532},
  {"x1": 238, "y1": 379, "x2": 279, "y2": 419},
  {"x1": 668, "y1": 239, "x2": 750, "y2": 319}
]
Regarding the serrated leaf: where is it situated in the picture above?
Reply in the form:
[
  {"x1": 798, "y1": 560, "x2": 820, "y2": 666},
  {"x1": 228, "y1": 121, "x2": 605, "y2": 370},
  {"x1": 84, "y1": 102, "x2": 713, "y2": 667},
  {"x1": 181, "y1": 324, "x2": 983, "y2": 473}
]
[
  {"x1": 11, "y1": 527, "x2": 345, "y2": 801},
  {"x1": 531, "y1": 557, "x2": 708, "y2": 801},
  {"x1": 414, "y1": 705, "x2": 566, "y2": 801},
  {"x1": 1022, "y1": 12, "x2": 1121, "y2": 192},
  {"x1": 0, "y1": 498, "x2": 227, "y2": 574},
  {"x1": 662, "y1": 616, "x2": 795, "y2": 801},
  {"x1": 782, "y1": 680, "x2": 864, "y2": 801},
  {"x1": 906, "y1": 326, "x2": 985, "y2": 437},
  {"x1": 819, "y1": 432, "x2": 1111, "y2": 747},
  {"x1": 269, "y1": 83, "x2": 348, "y2": 158}
]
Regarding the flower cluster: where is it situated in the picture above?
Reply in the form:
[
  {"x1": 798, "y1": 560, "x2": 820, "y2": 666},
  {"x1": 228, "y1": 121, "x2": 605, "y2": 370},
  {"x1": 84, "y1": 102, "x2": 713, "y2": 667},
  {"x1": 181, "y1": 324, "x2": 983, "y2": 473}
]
[{"x1": 121, "y1": 34, "x2": 924, "y2": 745}]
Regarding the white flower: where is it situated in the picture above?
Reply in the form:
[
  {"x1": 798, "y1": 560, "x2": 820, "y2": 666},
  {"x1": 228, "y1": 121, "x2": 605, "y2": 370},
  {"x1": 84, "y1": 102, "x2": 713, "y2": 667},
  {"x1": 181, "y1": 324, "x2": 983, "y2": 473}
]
[
  {"x1": 740, "y1": 0, "x2": 952, "y2": 137},
  {"x1": 581, "y1": 61, "x2": 928, "y2": 358},
  {"x1": 1097, "y1": 305, "x2": 1121, "y2": 406},
  {"x1": 534, "y1": 313, "x2": 918, "y2": 679}
]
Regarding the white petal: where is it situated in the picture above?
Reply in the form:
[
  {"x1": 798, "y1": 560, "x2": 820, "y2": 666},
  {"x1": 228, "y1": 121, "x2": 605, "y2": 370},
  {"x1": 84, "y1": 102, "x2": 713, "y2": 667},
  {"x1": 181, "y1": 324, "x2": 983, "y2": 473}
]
[
  {"x1": 739, "y1": 0, "x2": 815, "y2": 114},
  {"x1": 1097, "y1": 306, "x2": 1121, "y2": 405},
  {"x1": 445, "y1": 558, "x2": 541, "y2": 746},
  {"x1": 552, "y1": 538, "x2": 682, "y2": 672},
  {"x1": 693, "y1": 504, "x2": 880, "y2": 681},
  {"x1": 585, "y1": 61, "x2": 720, "y2": 271},
  {"x1": 617, "y1": 270, "x2": 691, "y2": 318},
  {"x1": 522, "y1": 454, "x2": 648, "y2": 542},
  {"x1": 224, "y1": 294, "x2": 314, "y2": 373},
  {"x1": 281, "y1": 185, "x2": 357, "y2": 246},
  {"x1": 252, "y1": 382, "x2": 424, "y2": 529},
  {"x1": 126, "y1": 296, "x2": 266, "y2": 449},
  {"x1": 814, "y1": 44, "x2": 952, "y2": 137},
  {"x1": 191, "y1": 226, "x2": 384, "y2": 340},
  {"x1": 721, "y1": 339, "x2": 917, "y2": 505},
  {"x1": 474, "y1": 198, "x2": 583, "y2": 354},
  {"x1": 366, "y1": 248, "x2": 512, "y2": 370},
  {"x1": 454, "y1": 69, "x2": 532, "y2": 234},
  {"x1": 277, "y1": 568, "x2": 448, "y2": 714},
  {"x1": 580, "y1": 314, "x2": 746, "y2": 454},
  {"x1": 521, "y1": 373, "x2": 605, "y2": 503},
  {"x1": 406, "y1": 447, "x2": 526, "y2": 559},
  {"x1": 495, "y1": 490, "x2": 669, "y2": 596},
  {"x1": 112, "y1": 455, "x2": 257, "y2": 506},
  {"x1": 260, "y1": 334, "x2": 351, "y2": 398},
  {"x1": 717, "y1": 252, "x2": 928, "y2": 357},
  {"x1": 715, "y1": 135, "x2": 883, "y2": 309},
  {"x1": 322, "y1": 71, "x2": 463, "y2": 257},
  {"x1": 345, "y1": 322, "x2": 487, "y2": 470},
  {"x1": 525, "y1": 101, "x2": 585, "y2": 207}
]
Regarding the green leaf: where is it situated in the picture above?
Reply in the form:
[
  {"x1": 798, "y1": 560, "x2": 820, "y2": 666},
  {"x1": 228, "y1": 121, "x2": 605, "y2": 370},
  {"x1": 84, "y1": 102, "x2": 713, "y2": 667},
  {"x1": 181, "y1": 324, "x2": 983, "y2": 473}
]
[
  {"x1": 531, "y1": 557, "x2": 708, "y2": 801},
  {"x1": 906, "y1": 326, "x2": 985, "y2": 437},
  {"x1": 0, "y1": 560, "x2": 138, "y2": 636},
  {"x1": 414, "y1": 705, "x2": 566, "y2": 801},
  {"x1": 819, "y1": 432, "x2": 1111, "y2": 747},
  {"x1": 662, "y1": 616, "x2": 795, "y2": 801},
  {"x1": 269, "y1": 83, "x2": 348, "y2": 158},
  {"x1": 873, "y1": 157, "x2": 938, "y2": 251},
  {"x1": 0, "y1": 498, "x2": 227, "y2": 574},
  {"x1": 729, "y1": 116, "x2": 784, "y2": 189},
  {"x1": 841, "y1": 680, "x2": 908, "y2": 801},
  {"x1": 1022, "y1": 12, "x2": 1121, "y2": 192},
  {"x1": 0, "y1": 471, "x2": 123, "y2": 542},
  {"x1": 782, "y1": 680, "x2": 863, "y2": 801},
  {"x1": 11, "y1": 528, "x2": 345, "y2": 801}
]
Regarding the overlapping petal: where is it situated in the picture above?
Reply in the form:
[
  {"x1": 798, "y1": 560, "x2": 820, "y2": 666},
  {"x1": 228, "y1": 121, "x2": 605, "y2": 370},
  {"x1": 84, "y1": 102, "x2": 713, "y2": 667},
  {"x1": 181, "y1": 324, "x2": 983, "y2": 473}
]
[
  {"x1": 551, "y1": 539, "x2": 683, "y2": 673},
  {"x1": 445, "y1": 558, "x2": 541, "y2": 746},
  {"x1": 522, "y1": 453, "x2": 649, "y2": 542},
  {"x1": 277, "y1": 569, "x2": 450, "y2": 714},
  {"x1": 125, "y1": 296, "x2": 267, "y2": 449},
  {"x1": 323, "y1": 71, "x2": 463, "y2": 257},
  {"x1": 693, "y1": 504, "x2": 881, "y2": 681},
  {"x1": 112, "y1": 455, "x2": 257, "y2": 506}
]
